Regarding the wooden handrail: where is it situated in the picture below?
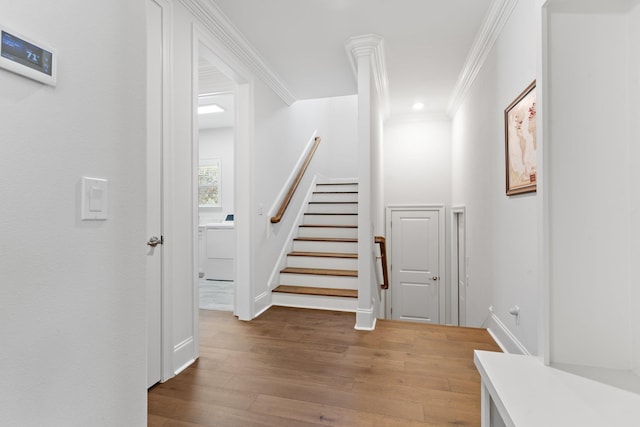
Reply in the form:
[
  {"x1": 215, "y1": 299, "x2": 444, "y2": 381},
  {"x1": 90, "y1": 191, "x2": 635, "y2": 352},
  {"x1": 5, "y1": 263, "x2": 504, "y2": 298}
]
[
  {"x1": 375, "y1": 236, "x2": 389, "y2": 290},
  {"x1": 271, "y1": 136, "x2": 321, "y2": 224}
]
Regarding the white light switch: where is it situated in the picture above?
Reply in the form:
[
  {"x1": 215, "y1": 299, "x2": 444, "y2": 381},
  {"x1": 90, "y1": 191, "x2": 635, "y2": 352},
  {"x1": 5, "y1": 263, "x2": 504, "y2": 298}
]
[{"x1": 82, "y1": 177, "x2": 108, "y2": 220}]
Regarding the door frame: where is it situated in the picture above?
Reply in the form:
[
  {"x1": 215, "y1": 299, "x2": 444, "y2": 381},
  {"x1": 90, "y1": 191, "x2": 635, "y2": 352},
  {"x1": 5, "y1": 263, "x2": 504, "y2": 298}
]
[
  {"x1": 385, "y1": 204, "x2": 446, "y2": 323},
  {"x1": 451, "y1": 205, "x2": 466, "y2": 327},
  {"x1": 146, "y1": 0, "x2": 173, "y2": 385},
  {"x1": 192, "y1": 24, "x2": 254, "y2": 322}
]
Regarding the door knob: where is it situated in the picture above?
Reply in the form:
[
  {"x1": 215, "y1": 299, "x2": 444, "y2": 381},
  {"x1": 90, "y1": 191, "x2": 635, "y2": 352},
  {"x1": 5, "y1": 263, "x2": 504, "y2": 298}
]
[
  {"x1": 431, "y1": 275, "x2": 439, "y2": 281},
  {"x1": 147, "y1": 236, "x2": 163, "y2": 247}
]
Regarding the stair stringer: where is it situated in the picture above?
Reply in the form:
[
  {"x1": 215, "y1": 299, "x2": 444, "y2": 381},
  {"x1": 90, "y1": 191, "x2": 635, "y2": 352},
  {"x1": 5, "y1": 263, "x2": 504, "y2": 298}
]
[{"x1": 266, "y1": 174, "x2": 320, "y2": 293}]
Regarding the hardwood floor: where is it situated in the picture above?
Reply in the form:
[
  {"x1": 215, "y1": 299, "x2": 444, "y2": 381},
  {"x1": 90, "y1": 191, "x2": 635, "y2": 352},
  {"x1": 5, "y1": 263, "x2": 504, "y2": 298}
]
[{"x1": 148, "y1": 307, "x2": 501, "y2": 426}]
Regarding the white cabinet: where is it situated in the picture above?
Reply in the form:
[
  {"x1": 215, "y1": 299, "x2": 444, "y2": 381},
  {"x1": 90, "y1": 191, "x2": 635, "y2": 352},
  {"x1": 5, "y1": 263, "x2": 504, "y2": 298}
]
[{"x1": 204, "y1": 224, "x2": 235, "y2": 281}]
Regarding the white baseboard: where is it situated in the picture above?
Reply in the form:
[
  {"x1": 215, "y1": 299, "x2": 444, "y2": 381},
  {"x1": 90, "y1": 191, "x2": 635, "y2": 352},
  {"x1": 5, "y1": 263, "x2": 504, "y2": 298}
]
[
  {"x1": 355, "y1": 307, "x2": 377, "y2": 331},
  {"x1": 254, "y1": 290, "x2": 272, "y2": 318},
  {"x1": 484, "y1": 308, "x2": 531, "y2": 355},
  {"x1": 173, "y1": 337, "x2": 196, "y2": 375}
]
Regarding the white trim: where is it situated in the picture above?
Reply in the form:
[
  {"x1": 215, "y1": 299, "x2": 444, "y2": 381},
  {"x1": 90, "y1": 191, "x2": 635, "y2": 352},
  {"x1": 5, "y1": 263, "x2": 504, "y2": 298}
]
[
  {"x1": 173, "y1": 336, "x2": 196, "y2": 375},
  {"x1": 179, "y1": 0, "x2": 296, "y2": 105},
  {"x1": 254, "y1": 290, "x2": 272, "y2": 318},
  {"x1": 147, "y1": 0, "x2": 175, "y2": 384},
  {"x1": 190, "y1": 23, "x2": 201, "y2": 366},
  {"x1": 267, "y1": 131, "x2": 318, "y2": 218},
  {"x1": 174, "y1": 358, "x2": 196, "y2": 377},
  {"x1": 450, "y1": 205, "x2": 467, "y2": 327},
  {"x1": 385, "y1": 204, "x2": 447, "y2": 324},
  {"x1": 538, "y1": 1, "x2": 551, "y2": 365},
  {"x1": 345, "y1": 34, "x2": 390, "y2": 119},
  {"x1": 484, "y1": 307, "x2": 531, "y2": 355},
  {"x1": 447, "y1": 0, "x2": 519, "y2": 116},
  {"x1": 355, "y1": 307, "x2": 377, "y2": 330}
]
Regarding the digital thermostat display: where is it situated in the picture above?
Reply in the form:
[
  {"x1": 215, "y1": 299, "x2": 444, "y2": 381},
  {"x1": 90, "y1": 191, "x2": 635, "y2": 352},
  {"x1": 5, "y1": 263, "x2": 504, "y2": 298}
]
[{"x1": 0, "y1": 26, "x2": 56, "y2": 86}]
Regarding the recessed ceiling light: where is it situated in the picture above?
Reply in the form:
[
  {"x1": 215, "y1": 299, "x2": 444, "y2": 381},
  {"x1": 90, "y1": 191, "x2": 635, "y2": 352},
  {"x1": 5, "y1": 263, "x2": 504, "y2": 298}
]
[
  {"x1": 413, "y1": 102, "x2": 425, "y2": 111},
  {"x1": 198, "y1": 104, "x2": 225, "y2": 115}
]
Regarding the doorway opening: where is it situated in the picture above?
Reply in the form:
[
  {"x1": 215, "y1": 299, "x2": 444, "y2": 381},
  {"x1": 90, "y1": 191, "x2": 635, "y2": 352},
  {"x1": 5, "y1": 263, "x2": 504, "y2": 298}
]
[{"x1": 196, "y1": 50, "x2": 236, "y2": 312}]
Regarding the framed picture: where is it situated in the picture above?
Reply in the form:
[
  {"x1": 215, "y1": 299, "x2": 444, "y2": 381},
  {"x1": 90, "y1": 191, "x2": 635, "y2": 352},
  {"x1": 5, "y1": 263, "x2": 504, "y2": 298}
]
[
  {"x1": 198, "y1": 158, "x2": 221, "y2": 207},
  {"x1": 504, "y1": 80, "x2": 537, "y2": 196}
]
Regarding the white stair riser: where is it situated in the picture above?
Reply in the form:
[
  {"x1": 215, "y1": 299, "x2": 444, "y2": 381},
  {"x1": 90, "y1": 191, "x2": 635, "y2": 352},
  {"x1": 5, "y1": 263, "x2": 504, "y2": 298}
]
[
  {"x1": 279, "y1": 273, "x2": 357, "y2": 289},
  {"x1": 303, "y1": 214, "x2": 357, "y2": 226},
  {"x1": 286, "y1": 256, "x2": 358, "y2": 270},
  {"x1": 307, "y1": 203, "x2": 358, "y2": 214},
  {"x1": 292, "y1": 240, "x2": 358, "y2": 253},
  {"x1": 297, "y1": 226, "x2": 358, "y2": 239},
  {"x1": 315, "y1": 184, "x2": 358, "y2": 192},
  {"x1": 272, "y1": 293, "x2": 357, "y2": 312},
  {"x1": 312, "y1": 192, "x2": 358, "y2": 203}
]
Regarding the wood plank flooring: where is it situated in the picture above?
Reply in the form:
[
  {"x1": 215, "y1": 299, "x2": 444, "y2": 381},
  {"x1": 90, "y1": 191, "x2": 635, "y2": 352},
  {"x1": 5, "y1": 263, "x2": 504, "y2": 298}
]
[{"x1": 148, "y1": 307, "x2": 501, "y2": 426}]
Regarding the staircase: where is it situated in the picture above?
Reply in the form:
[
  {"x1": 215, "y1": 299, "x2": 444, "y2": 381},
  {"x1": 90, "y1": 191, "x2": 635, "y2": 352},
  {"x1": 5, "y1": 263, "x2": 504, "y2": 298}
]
[{"x1": 272, "y1": 181, "x2": 359, "y2": 312}]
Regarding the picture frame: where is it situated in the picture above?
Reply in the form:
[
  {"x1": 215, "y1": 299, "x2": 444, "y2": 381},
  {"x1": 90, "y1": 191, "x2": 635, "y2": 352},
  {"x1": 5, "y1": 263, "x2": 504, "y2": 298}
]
[
  {"x1": 198, "y1": 158, "x2": 221, "y2": 207},
  {"x1": 504, "y1": 80, "x2": 537, "y2": 196}
]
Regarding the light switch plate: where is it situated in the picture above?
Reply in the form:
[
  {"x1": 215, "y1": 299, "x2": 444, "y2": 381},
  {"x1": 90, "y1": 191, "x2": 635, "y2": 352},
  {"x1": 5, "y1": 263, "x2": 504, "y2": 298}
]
[{"x1": 81, "y1": 177, "x2": 108, "y2": 220}]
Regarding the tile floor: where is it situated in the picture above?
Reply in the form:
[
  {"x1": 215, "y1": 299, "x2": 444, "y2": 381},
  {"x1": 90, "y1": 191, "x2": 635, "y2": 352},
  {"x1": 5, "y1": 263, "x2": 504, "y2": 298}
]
[{"x1": 198, "y1": 279, "x2": 234, "y2": 311}]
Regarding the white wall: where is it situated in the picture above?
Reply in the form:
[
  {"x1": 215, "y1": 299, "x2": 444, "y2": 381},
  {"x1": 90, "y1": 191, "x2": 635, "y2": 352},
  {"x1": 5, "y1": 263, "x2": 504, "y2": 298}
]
[
  {"x1": 545, "y1": 3, "x2": 634, "y2": 370},
  {"x1": 0, "y1": 0, "x2": 147, "y2": 425},
  {"x1": 631, "y1": 2, "x2": 640, "y2": 377},
  {"x1": 253, "y1": 94, "x2": 358, "y2": 313},
  {"x1": 452, "y1": 0, "x2": 538, "y2": 353},
  {"x1": 199, "y1": 127, "x2": 234, "y2": 224},
  {"x1": 384, "y1": 119, "x2": 452, "y2": 205},
  {"x1": 383, "y1": 118, "x2": 453, "y2": 321}
]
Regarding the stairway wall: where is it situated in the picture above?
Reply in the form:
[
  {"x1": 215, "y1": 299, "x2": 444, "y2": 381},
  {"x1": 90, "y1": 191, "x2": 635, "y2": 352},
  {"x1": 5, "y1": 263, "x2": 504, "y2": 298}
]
[{"x1": 253, "y1": 95, "x2": 358, "y2": 315}]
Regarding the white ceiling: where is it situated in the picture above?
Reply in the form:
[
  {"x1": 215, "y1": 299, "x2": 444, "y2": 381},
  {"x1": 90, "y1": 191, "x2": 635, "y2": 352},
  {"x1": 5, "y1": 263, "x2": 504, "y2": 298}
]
[
  {"x1": 211, "y1": 0, "x2": 493, "y2": 119},
  {"x1": 198, "y1": 55, "x2": 235, "y2": 129}
]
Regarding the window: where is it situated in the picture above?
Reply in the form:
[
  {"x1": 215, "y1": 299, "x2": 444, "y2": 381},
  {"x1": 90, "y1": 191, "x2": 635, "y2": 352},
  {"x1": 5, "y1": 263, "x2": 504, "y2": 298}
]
[{"x1": 198, "y1": 158, "x2": 220, "y2": 207}]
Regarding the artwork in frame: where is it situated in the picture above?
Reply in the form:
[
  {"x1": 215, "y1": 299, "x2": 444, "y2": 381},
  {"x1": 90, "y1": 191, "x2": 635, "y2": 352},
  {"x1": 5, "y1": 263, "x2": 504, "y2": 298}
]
[
  {"x1": 198, "y1": 158, "x2": 221, "y2": 207},
  {"x1": 504, "y1": 80, "x2": 537, "y2": 196}
]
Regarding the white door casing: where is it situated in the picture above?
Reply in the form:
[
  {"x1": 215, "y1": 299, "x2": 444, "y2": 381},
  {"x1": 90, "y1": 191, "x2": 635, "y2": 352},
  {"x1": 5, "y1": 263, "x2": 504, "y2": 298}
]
[
  {"x1": 146, "y1": 0, "x2": 168, "y2": 388},
  {"x1": 387, "y1": 206, "x2": 446, "y2": 324},
  {"x1": 194, "y1": 24, "x2": 254, "y2": 321},
  {"x1": 451, "y1": 206, "x2": 467, "y2": 327}
]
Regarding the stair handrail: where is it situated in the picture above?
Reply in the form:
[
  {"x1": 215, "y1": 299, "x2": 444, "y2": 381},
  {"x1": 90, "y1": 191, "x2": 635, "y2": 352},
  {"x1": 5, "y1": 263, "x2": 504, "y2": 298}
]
[
  {"x1": 375, "y1": 236, "x2": 389, "y2": 290},
  {"x1": 270, "y1": 136, "x2": 322, "y2": 224}
]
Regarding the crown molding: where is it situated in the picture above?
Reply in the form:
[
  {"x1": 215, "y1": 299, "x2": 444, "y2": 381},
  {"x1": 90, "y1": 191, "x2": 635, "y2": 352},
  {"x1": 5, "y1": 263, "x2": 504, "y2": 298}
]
[
  {"x1": 179, "y1": 0, "x2": 297, "y2": 105},
  {"x1": 447, "y1": 0, "x2": 519, "y2": 117},
  {"x1": 345, "y1": 34, "x2": 390, "y2": 119}
]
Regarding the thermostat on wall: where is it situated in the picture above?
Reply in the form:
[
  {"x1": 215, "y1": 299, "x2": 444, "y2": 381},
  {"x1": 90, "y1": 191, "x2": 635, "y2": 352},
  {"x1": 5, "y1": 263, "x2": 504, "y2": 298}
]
[{"x1": 0, "y1": 25, "x2": 57, "y2": 86}]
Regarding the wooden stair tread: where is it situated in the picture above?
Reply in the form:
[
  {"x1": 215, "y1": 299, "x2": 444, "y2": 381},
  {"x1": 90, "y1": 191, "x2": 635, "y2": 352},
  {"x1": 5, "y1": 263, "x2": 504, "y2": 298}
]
[
  {"x1": 309, "y1": 201, "x2": 358, "y2": 204},
  {"x1": 304, "y1": 212, "x2": 357, "y2": 215},
  {"x1": 288, "y1": 251, "x2": 358, "y2": 259},
  {"x1": 294, "y1": 237, "x2": 357, "y2": 243},
  {"x1": 280, "y1": 267, "x2": 358, "y2": 277},
  {"x1": 313, "y1": 191, "x2": 358, "y2": 194},
  {"x1": 299, "y1": 224, "x2": 357, "y2": 229},
  {"x1": 316, "y1": 182, "x2": 358, "y2": 185},
  {"x1": 273, "y1": 285, "x2": 358, "y2": 298}
]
